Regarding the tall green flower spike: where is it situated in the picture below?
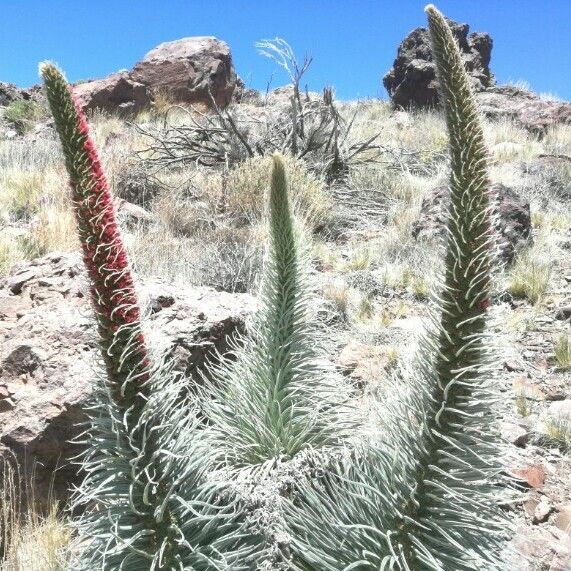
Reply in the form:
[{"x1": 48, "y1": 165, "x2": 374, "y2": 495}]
[
  {"x1": 284, "y1": 6, "x2": 510, "y2": 570},
  {"x1": 41, "y1": 62, "x2": 263, "y2": 569},
  {"x1": 203, "y1": 154, "x2": 355, "y2": 469}
]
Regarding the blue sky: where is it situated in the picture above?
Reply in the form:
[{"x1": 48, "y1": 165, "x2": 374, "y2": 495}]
[{"x1": 1, "y1": 0, "x2": 569, "y2": 101}]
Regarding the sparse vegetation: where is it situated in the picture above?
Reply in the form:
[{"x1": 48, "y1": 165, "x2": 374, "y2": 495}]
[
  {"x1": 3, "y1": 100, "x2": 48, "y2": 134},
  {"x1": 544, "y1": 416, "x2": 571, "y2": 450},
  {"x1": 322, "y1": 279, "x2": 351, "y2": 322},
  {"x1": 508, "y1": 247, "x2": 551, "y2": 305},
  {"x1": 0, "y1": 460, "x2": 72, "y2": 571},
  {"x1": 515, "y1": 391, "x2": 534, "y2": 418},
  {"x1": 553, "y1": 329, "x2": 571, "y2": 370}
]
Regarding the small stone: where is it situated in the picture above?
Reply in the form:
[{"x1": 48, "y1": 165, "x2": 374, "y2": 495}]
[
  {"x1": 533, "y1": 497, "x2": 553, "y2": 524},
  {"x1": 8, "y1": 269, "x2": 37, "y2": 294},
  {"x1": 115, "y1": 198, "x2": 156, "y2": 225},
  {"x1": 554, "y1": 306, "x2": 571, "y2": 321},
  {"x1": 149, "y1": 294, "x2": 176, "y2": 314},
  {"x1": 501, "y1": 422, "x2": 530, "y2": 447},
  {"x1": 509, "y1": 464, "x2": 546, "y2": 490},
  {"x1": 505, "y1": 359, "x2": 524, "y2": 372},
  {"x1": 555, "y1": 505, "x2": 571, "y2": 537}
]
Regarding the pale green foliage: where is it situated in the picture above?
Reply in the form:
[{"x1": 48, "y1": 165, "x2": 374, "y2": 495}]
[
  {"x1": 4, "y1": 99, "x2": 49, "y2": 134},
  {"x1": 284, "y1": 5, "x2": 509, "y2": 569},
  {"x1": 71, "y1": 367, "x2": 263, "y2": 570},
  {"x1": 544, "y1": 416, "x2": 571, "y2": 449},
  {"x1": 202, "y1": 155, "x2": 355, "y2": 468}
]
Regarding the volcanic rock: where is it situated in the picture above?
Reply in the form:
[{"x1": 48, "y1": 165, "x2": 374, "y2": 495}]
[
  {"x1": 0, "y1": 253, "x2": 254, "y2": 504},
  {"x1": 477, "y1": 86, "x2": 571, "y2": 134},
  {"x1": 72, "y1": 70, "x2": 151, "y2": 115},
  {"x1": 412, "y1": 183, "x2": 531, "y2": 263},
  {"x1": 131, "y1": 37, "x2": 236, "y2": 108},
  {"x1": 384, "y1": 19, "x2": 494, "y2": 108}
]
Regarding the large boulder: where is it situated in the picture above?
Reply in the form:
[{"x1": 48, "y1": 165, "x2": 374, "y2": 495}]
[
  {"x1": 0, "y1": 253, "x2": 254, "y2": 504},
  {"x1": 412, "y1": 183, "x2": 531, "y2": 263},
  {"x1": 384, "y1": 19, "x2": 494, "y2": 108},
  {"x1": 477, "y1": 85, "x2": 571, "y2": 134},
  {"x1": 131, "y1": 37, "x2": 237, "y2": 108},
  {"x1": 73, "y1": 70, "x2": 151, "y2": 116}
]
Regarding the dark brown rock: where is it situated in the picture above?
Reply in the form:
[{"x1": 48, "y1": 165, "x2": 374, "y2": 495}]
[
  {"x1": 412, "y1": 183, "x2": 531, "y2": 263},
  {"x1": 0, "y1": 253, "x2": 254, "y2": 504},
  {"x1": 72, "y1": 71, "x2": 151, "y2": 115},
  {"x1": 0, "y1": 82, "x2": 29, "y2": 106},
  {"x1": 501, "y1": 422, "x2": 531, "y2": 448},
  {"x1": 8, "y1": 268, "x2": 38, "y2": 294},
  {"x1": 131, "y1": 37, "x2": 236, "y2": 108},
  {"x1": 554, "y1": 306, "x2": 571, "y2": 321},
  {"x1": 384, "y1": 19, "x2": 494, "y2": 108},
  {"x1": 2, "y1": 345, "x2": 44, "y2": 376}
]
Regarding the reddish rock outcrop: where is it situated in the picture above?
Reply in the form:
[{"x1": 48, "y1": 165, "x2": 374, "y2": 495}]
[
  {"x1": 73, "y1": 71, "x2": 151, "y2": 115},
  {"x1": 0, "y1": 253, "x2": 254, "y2": 504},
  {"x1": 131, "y1": 37, "x2": 236, "y2": 108},
  {"x1": 69, "y1": 36, "x2": 237, "y2": 114},
  {"x1": 477, "y1": 85, "x2": 571, "y2": 134}
]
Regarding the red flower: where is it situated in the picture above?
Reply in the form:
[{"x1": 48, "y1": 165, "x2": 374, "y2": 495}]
[{"x1": 42, "y1": 64, "x2": 150, "y2": 397}]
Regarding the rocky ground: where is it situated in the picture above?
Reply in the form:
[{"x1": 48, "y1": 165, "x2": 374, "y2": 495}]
[{"x1": 0, "y1": 17, "x2": 570, "y2": 571}]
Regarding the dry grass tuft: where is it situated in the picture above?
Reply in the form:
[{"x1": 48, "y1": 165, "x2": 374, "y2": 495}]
[
  {"x1": 553, "y1": 329, "x2": 571, "y2": 370},
  {"x1": 322, "y1": 279, "x2": 351, "y2": 323},
  {"x1": 216, "y1": 155, "x2": 331, "y2": 229},
  {"x1": 508, "y1": 247, "x2": 551, "y2": 305},
  {"x1": 0, "y1": 461, "x2": 72, "y2": 570}
]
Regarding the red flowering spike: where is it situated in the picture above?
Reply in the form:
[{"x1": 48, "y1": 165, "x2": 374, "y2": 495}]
[{"x1": 40, "y1": 62, "x2": 150, "y2": 407}]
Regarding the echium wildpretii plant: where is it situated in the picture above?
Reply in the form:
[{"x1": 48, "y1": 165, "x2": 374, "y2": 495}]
[
  {"x1": 284, "y1": 5, "x2": 511, "y2": 570},
  {"x1": 202, "y1": 154, "x2": 355, "y2": 469},
  {"x1": 41, "y1": 63, "x2": 264, "y2": 569},
  {"x1": 39, "y1": 3, "x2": 516, "y2": 568}
]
